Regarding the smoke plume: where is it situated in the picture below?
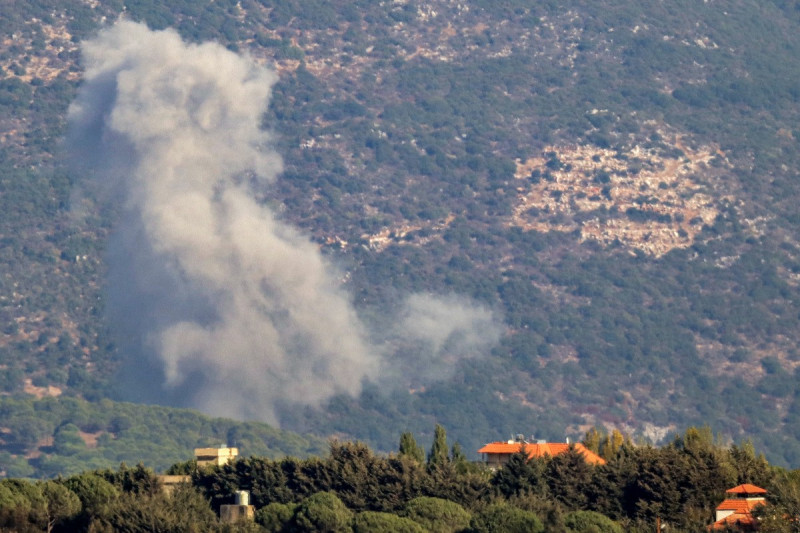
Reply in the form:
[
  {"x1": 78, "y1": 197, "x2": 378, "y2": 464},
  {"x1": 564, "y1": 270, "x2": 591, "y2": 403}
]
[
  {"x1": 384, "y1": 294, "x2": 501, "y2": 384},
  {"x1": 69, "y1": 21, "x2": 499, "y2": 424}
]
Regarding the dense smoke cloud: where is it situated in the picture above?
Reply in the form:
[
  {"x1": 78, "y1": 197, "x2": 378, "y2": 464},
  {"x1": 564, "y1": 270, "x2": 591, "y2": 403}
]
[{"x1": 69, "y1": 21, "x2": 499, "y2": 424}]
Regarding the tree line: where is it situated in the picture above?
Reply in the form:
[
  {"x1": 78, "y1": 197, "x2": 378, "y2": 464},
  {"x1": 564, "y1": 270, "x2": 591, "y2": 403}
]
[{"x1": 2, "y1": 425, "x2": 800, "y2": 532}]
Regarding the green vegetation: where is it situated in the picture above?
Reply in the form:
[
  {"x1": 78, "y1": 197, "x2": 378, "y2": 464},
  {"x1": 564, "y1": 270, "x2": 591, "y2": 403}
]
[
  {"x1": 469, "y1": 503, "x2": 544, "y2": 533},
  {"x1": 0, "y1": 396, "x2": 326, "y2": 479},
  {"x1": 4, "y1": 0, "x2": 800, "y2": 470},
  {"x1": 2, "y1": 427, "x2": 799, "y2": 531},
  {"x1": 564, "y1": 510, "x2": 623, "y2": 533},
  {"x1": 402, "y1": 496, "x2": 471, "y2": 533}
]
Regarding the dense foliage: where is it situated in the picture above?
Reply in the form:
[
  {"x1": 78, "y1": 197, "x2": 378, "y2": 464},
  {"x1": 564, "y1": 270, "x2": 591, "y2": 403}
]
[
  {"x1": 4, "y1": 0, "x2": 800, "y2": 469},
  {"x1": 0, "y1": 396, "x2": 325, "y2": 479},
  {"x1": 0, "y1": 427, "x2": 799, "y2": 531}
]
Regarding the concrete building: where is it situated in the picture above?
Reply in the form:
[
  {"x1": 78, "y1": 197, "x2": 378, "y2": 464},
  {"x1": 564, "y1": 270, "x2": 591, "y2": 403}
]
[
  {"x1": 220, "y1": 490, "x2": 255, "y2": 523},
  {"x1": 194, "y1": 445, "x2": 239, "y2": 468}
]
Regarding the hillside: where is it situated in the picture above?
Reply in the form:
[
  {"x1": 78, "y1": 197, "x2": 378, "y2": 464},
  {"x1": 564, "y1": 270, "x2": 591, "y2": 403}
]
[
  {"x1": 0, "y1": 395, "x2": 326, "y2": 478},
  {"x1": 3, "y1": 0, "x2": 800, "y2": 469}
]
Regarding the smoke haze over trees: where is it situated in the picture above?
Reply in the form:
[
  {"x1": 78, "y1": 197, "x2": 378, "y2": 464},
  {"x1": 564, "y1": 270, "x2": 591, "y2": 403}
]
[{"x1": 67, "y1": 21, "x2": 499, "y2": 425}]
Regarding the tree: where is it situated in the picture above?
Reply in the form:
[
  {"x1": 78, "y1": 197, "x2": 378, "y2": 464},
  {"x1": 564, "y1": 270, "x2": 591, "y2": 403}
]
[
  {"x1": 674, "y1": 426, "x2": 714, "y2": 455},
  {"x1": 352, "y1": 511, "x2": 425, "y2": 533},
  {"x1": 428, "y1": 425, "x2": 449, "y2": 468},
  {"x1": 424, "y1": 460, "x2": 490, "y2": 509},
  {"x1": 102, "y1": 484, "x2": 217, "y2": 533},
  {"x1": 52, "y1": 423, "x2": 86, "y2": 456},
  {"x1": 600, "y1": 430, "x2": 627, "y2": 461},
  {"x1": 583, "y1": 428, "x2": 603, "y2": 454},
  {"x1": 39, "y1": 481, "x2": 81, "y2": 533},
  {"x1": 728, "y1": 441, "x2": 774, "y2": 488},
  {"x1": 491, "y1": 448, "x2": 547, "y2": 499},
  {"x1": 165, "y1": 459, "x2": 198, "y2": 475},
  {"x1": 545, "y1": 447, "x2": 594, "y2": 510},
  {"x1": 751, "y1": 471, "x2": 800, "y2": 532},
  {"x1": 255, "y1": 502, "x2": 297, "y2": 533},
  {"x1": 292, "y1": 491, "x2": 353, "y2": 533},
  {"x1": 193, "y1": 456, "x2": 296, "y2": 512},
  {"x1": 586, "y1": 444, "x2": 637, "y2": 520},
  {"x1": 402, "y1": 496, "x2": 471, "y2": 533},
  {"x1": 450, "y1": 443, "x2": 470, "y2": 474},
  {"x1": 399, "y1": 432, "x2": 425, "y2": 464},
  {"x1": 104, "y1": 463, "x2": 162, "y2": 496},
  {"x1": 63, "y1": 473, "x2": 118, "y2": 530},
  {"x1": 468, "y1": 502, "x2": 544, "y2": 533},
  {"x1": 623, "y1": 446, "x2": 684, "y2": 525},
  {"x1": 0, "y1": 479, "x2": 44, "y2": 532},
  {"x1": 369, "y1": 454, "x2": 427, "y2": 512},
  {"x1": 563, "y1": 510, "x2": 623, "y2": 533},
  {"x1": 324, "y1": 441, "x2": 382, "y2": 511}
]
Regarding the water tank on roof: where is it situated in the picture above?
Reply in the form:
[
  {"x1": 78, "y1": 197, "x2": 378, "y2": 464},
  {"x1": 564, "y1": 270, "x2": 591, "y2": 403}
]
[{"x1": 235, "y1": 491, "x2": 250, "y2": 506}]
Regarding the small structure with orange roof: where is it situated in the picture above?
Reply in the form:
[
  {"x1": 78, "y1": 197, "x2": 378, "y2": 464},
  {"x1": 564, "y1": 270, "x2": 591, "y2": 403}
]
[
  {"x1": 477, "y1": 435, "x2": 606, "y2": 468},
  {"x1": 709, "y1": 484, "x2": 767, "y2": 531}
]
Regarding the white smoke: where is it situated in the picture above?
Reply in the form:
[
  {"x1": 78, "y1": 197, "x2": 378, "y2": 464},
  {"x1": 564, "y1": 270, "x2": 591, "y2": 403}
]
[
  {"x1": 388, "y1": 294, "x2": 501, "y2": 383},
  {"x1": 68, "y1": 21, "x2": 499, "y2": 425}
]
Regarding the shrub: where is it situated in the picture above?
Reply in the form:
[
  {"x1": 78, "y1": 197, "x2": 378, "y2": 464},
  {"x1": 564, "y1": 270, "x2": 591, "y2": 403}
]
[
  {"x1": 292, "y1": 492, "x2": 352, "y2": 533},
  {"x1": 469, "y1": 502, "x2": 544, "y2": 533},
  {"x1": 352, "y1": 511, "x2": 425, "y2": 533},
  {"x1": 402, "y1": 496, "x2": 471, "y2": 533}
]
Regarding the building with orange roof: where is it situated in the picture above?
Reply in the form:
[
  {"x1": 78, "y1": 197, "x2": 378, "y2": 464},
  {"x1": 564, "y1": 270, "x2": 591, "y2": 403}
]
[
  {"x1": 477, "y1": 437, "x2": 606, "y2": 468},
  {"x1": 725, "y1": 484, "x2": 767, "y2": 496},
  {"x1": 709, "y1": 484, "x2": 767, "y2": 531}
]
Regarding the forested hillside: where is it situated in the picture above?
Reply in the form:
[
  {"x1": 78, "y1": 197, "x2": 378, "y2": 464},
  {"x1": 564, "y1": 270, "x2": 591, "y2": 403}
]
[
  {"x1": 3, "y1": 0, "x2": 800, "y2": 472},
  {"x1": 0, "y1": 396, "x2": 326, "y2": 479}
]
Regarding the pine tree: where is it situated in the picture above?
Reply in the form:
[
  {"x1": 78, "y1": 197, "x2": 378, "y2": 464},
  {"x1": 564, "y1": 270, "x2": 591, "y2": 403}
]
[
  {"x1": 583, "y1": 427, "x2": 603, "y2": 454},
  {"x1": 545, "y1": 446, "x2": 593, "y2": 510},
  {"x1": 427, "y1": 425, "x2": 449, "y2": 467},
  {"x1": 399, "y1": 432, "x2": 425, "y2": 464},
  {"x1": 450, "y1": 443, "x2": 468, "y2": 474},
  {"x1": 600, "y1": 429, "x2": 626, "y2": 460},
  {"x1": 492, "y1": 448, "x2": 538, "y2": 498}
]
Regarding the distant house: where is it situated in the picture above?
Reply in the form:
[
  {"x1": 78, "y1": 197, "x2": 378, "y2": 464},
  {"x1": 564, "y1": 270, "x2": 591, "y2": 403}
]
[
  {"x1": 194, "y1": 445, "x2": 238, "y2": 468},
  {"x1": 709, "y1": 484, "x2": 767, "y2": 531},
  {"x1": 158, "y1": 445, "x2": 239, "y2": 494},
  {"x1": 477, "y1": 438, "x2": 606, "y2": 467}
]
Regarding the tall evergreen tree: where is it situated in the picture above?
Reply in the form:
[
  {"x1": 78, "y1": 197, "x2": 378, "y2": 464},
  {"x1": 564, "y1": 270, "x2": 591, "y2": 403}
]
[
  {"x1": 600, "y1": 430, "x2": 627, "y2": 461},
  {"x1": 491, "y1": 447, "x2": 547, "y2": 499},
  {"x1": 399, "y1": 432, "x2": 425, "y2": 464},
  {"x1": 728, "y1": 440, "x2": 774, "y2": 488},
  {"x1": 583, "y1": 427, "x2": 603, "y2": 454},
  {"x1": 545, "y1": 446, "x2": 593, "y2": 510},
  {"x1": 450, "y1": 442, "x2": 469, "y2": 474},
  {"x1": 428, "y1": 425, "x2": 449, "y2": 468}
]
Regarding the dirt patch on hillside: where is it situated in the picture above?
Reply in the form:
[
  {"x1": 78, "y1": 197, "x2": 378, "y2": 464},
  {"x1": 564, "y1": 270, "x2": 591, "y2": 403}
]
[{"x1": 510, "y1": 135, "x2": 733, "y2": 256}]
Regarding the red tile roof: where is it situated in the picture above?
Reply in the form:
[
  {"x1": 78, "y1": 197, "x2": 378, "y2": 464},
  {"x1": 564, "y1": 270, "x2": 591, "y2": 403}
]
[
  {"x1": 710, "y1": 514, "x2": 756, "y2": 530},
  {"x1": 716, "y1": 499, "x2": 763, "y2": 513},
  {"x1": 477, "y1": 441, "x2": 606, "y2": 465},
  {"x1": 709, "y1": 487, "x2": 767, "y2": 531},
  {"x1": 726, "y1": 484, "x2": 767, "y2": 495}
]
